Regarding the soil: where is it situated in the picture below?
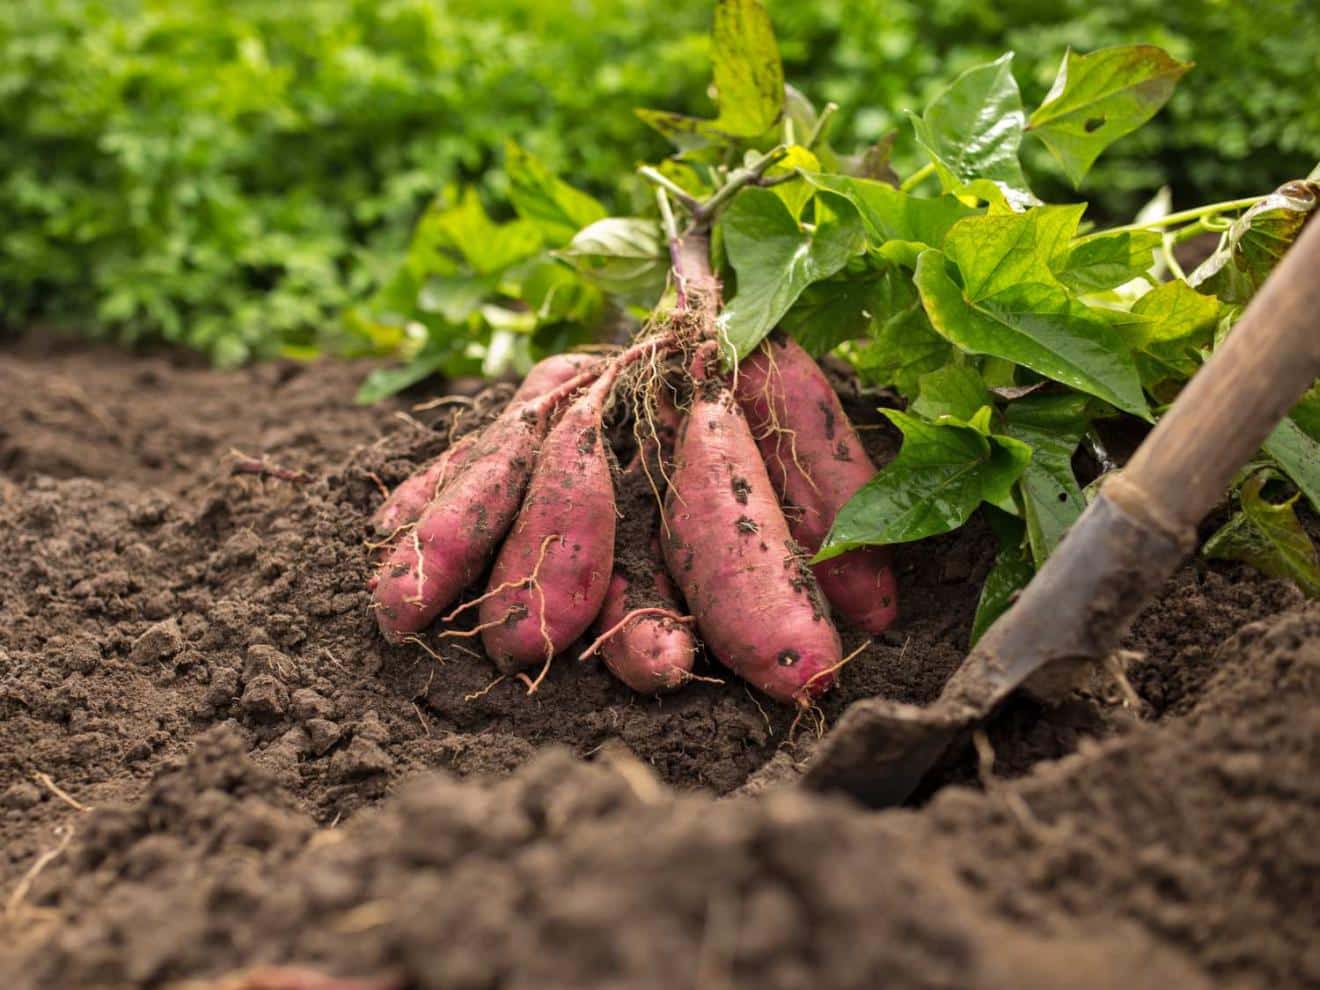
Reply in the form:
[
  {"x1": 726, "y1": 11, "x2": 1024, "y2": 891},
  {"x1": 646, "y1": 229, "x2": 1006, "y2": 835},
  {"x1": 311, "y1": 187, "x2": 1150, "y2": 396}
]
[{"x1": 0, "y1": 335, "x2": 1315, "y2": 989}]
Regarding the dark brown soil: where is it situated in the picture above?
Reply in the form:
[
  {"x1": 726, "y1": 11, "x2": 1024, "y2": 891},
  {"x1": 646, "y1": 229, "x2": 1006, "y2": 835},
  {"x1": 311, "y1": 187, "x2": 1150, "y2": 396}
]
[{"x1": 0, "y1": 336, "x2": 1314, "y2": 989}]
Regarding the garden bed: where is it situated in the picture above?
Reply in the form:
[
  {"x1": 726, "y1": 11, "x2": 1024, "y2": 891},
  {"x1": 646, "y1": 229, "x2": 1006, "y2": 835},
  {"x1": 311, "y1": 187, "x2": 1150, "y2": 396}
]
[{"x1": 0, "y1": 336, "x2": 1314, "y2": 989}]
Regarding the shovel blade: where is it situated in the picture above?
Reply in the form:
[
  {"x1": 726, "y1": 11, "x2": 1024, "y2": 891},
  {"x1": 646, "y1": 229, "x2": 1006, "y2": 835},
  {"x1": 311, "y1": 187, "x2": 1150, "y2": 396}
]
[{"x1": 801, "y1": 698, "x2": 967, "y2": 807}]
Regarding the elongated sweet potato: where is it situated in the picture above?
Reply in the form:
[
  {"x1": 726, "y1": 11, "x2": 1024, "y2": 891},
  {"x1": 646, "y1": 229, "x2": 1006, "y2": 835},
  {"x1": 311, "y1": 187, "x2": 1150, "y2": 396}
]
[
  {"x1": 734, "y1": 332, "x2": 898, "y2": 634},
  {"x1": 370, "y1": 353, "x2": 598, "y2": 537},
  {"x1": 371, "y1": 372, "x2": 595, "y2": 643},
  {"x1": 591, "y1": 395, "x2": 696, "y2": 694},
  {"x1": 370, "y1": 433, "x2": 478, "y2": 538},
  {"x1": 478, "y1": 371, "x2": 619, "y2": 672},
  {"x1": 663, "y1": 347, "x2": 842, "y2": 705}
]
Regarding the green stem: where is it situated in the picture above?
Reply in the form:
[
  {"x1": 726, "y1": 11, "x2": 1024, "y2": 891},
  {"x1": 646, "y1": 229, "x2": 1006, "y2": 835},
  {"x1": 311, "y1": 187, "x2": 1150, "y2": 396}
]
[
  {"x1": 1161, "y1": 233, "x2": 1187, "y2": 281},
  {"x1": 637, "y1": 166, "x2": 699, "y2": 213},
  {"x1": 1082, "y1": 194, "x2": 1267, "y2": 242},
  {"x1": 1170, "y1": 215, "x2": 1232, "y2": 246},
  {"x1": 695, "y1": 145, "x2": 788, "y2": 222},
  {"x1": 805, "y1": 102, "x2": 838, "y2": 151},
  {"x1": 899, "y1": 162, "x2": 936, "y2": 193},
  {"x1": 655, "y1": 187, "x2": 679, "y2": 245}
]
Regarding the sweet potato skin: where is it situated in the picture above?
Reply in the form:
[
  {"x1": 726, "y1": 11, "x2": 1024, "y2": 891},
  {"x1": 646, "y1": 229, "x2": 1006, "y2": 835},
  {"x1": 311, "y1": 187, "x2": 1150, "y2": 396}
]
[
  {"x1": 479, "y1": 386, "x2": 616, "y2": 672},
  {"x1": 370, "y1": 353, "x2": 596, "y2": 537},
  {"x1": 371, "y1": 407, "x2": 542, "y2": 643},
  {"x1": 512, "y1": 353, "x2": 598, "y2": 401},
  {"x1": 595, "y1": 567, "x2": 696, "y2": 694},
  {"x1": 734, "y1": 333, "x2": 898, "y2": 634},
  {"x1": 370, "y1": 433, "x2": 477, "y2": 538},
  {"x1": 662, "y1": 372, "x2": 842, "y2": 704}
]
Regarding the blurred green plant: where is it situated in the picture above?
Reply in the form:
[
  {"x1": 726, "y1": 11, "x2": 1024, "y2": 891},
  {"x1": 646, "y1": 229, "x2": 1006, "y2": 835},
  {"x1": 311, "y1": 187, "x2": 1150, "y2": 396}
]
[{"x1": 2, "y1": 0, "x2": 1316, "y2": 364}]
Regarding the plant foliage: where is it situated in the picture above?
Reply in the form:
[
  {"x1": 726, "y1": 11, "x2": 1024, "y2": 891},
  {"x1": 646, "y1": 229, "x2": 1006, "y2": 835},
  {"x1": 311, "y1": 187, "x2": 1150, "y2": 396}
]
[{"x1": 4, "y1": 0, "x2": 1318, "y2": 364}]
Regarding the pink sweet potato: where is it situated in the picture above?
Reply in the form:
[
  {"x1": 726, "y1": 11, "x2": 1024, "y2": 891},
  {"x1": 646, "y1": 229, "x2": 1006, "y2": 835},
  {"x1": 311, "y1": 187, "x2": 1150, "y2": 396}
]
[
  {"x1": 371, "y1": 372, "x2": 594, "y2": 644},
  {"x1": 477, "y1": 372, "x2": 619, "y2": 672},
  {"x1": 370, "y1": 353, "x2": 598, "y2": 537},
  {"x1": 590, "y1": 393, "x2": 695, "y2": 694},
  {"x1": 370, "y1": 433, "x2": 478, "y2": 538},
  {"x1": 734, "y1": 332, "x2": 898, "y2": 634},
  {"x1": 663, "y1": 347, "x2": 842, "y2": 705},
  {"x1": 512, "y1": 353, "x2": 600, "y2": 402},
  {"x1": 593, "y1": 560, "x2": 696, "y2": 694}
]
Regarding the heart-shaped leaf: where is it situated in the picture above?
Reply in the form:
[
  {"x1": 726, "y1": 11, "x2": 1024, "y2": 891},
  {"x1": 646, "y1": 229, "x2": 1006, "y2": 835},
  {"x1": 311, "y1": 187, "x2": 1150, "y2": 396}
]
[{"x1": 1030, "y1": 45, "x2": 1191, "y2": 187}]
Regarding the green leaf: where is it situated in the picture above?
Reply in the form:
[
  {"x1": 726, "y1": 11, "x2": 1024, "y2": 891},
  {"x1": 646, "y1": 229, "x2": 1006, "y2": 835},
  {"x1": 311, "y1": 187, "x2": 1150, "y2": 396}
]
[
  {"x1": 1288, "y1": 382, "x2": 1320, "y2": 442},
  {"x1": 1003, "y1": 394, "x2": 1091, "y2": 565},
  {"x1": 720, "y1": 188, "x2": 865, "y2": 358},
  {"x1": 1204, "y1": 472, "x2": 1320, "y2": 597},
  {"x1": 802, "y1": 172, "x2": 979, "y2": 250},
  {"x1": 355, "y1": 350, "x2": 451, "y2": 405},
  {"x1": 1190, "y1": 180, "x2": 1320, "y2": 306},
  {"x1": 911, "y1": 363, "x2": 989, "y2": 422},
  {"x1": 944, "y1": 205, "x2": 1086, "y2": 298},
  {"x1": 708, "y1": 0, "x2": 784, "y2": 136},
  {"x1": 505, "y1": 143, "x2": 607, "y2": 246},
  {"x1": 1029, "y1": 45, "x2": 1191, "y2": 186},
  {"x1": 555, "y1": 218, "x2": 667, "y2": 300},
  {"x1": 437, "y1": 189, "x2": 543, "y2": 276},
  {"x1": 816, "y1": 408, "x2": 1032, "y2": 559},
  {"x1": 909, "y1": 54, "x2": 1035, "y2": 208},
  {"x1": 850, "y1": 266, "x2": 952, "y2": 397},
  {"x1": 417, "y1": 274, "x2": 497, "y2": 322},
  {"x1": 519, "y1": 262, "x2": 603, "y2": 325},
  {"x1": 1263, "y1": 417, "x2": 1320, "y2": 513},
  {"x1": 765, "y1": 145, "x2": 820, "y2": 219},
  {"x1": 1056, "y1": 229, "x2": 1161, "y2": 293},
  {"x1": 914, "y1": 246, "x2": 1149, "y2": 418},
  {"x1": 636, "y1": 0, "x2": 783, "y2": 144},
  {"x1": 971, "y1": 514, "x2": 1034, "y2": 644},
  {"x1": 780, "y1": 273, "x2": 884, "y2": 357},
  {"x1": 1122, "y1": 279, "x2": 1221, "y2": 385}
]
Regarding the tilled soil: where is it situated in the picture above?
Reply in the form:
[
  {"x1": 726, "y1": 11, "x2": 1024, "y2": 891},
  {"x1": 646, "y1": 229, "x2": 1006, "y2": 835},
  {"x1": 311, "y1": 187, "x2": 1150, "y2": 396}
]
[{"x1": 0, "y1": 335, "x2": 1315, "y2": 989}]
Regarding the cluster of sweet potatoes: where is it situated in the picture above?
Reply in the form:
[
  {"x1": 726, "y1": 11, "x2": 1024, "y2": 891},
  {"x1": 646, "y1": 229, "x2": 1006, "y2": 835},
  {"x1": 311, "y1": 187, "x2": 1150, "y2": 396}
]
[{"x1": 368, "y1": 331, "x2": 897, "y2": 707}]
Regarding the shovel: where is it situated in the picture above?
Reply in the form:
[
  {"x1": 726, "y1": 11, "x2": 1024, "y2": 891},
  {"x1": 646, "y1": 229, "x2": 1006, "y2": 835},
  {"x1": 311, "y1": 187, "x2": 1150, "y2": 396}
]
[{"x1": 803, "y1": 214, "x2": 1320, "y2": 808}]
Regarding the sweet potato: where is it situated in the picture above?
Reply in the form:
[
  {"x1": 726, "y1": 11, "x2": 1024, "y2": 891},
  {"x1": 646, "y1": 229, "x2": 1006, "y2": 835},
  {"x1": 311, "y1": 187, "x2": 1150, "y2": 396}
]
[
  {"x1": 370, "y1": 353, "x2": 598, "y2": 537},
  {"x1": 477, "y1": 369, "x2": 619, "y2": 672},
  {"x1": 590, "y1": 394, "x2": 696, "y2": 694},
  {"x1": 734, "y1": 332, "x2": 898, "y2": 634},
  {"x1": 370, "y1": 433, "x2": 478, "y2": 538},
  {"x1": 371, "y1": 372, "x2": 595, "y2": 643},
  {"x1": 663, "y1": 347, "x2": 842, "y2": 705},
  {"x1": 593, "y1": 560, "x2": 696, "y2": 694}
]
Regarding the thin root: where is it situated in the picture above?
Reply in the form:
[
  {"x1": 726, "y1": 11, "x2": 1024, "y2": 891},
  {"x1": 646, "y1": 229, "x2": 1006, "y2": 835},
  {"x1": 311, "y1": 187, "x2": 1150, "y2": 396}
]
[
  {"x1": 6, "y1": 824, "x2": 74, "y2": 918},
  {"x1": 794, "y1": 639, "x2": 869, "y2": 701},
  {"x1": 229, "y1": 448, "x2": 313, "y2": 484},
  {"x1": 788, "y1": 703, "x2": 828, "y2": 742},
  {"x1": 363, "y1": 524, "x2": 414, "y2": 552},
  {"x1": 463, "y1": 674, "x2": 507, "y2": 702},
  {"x1": 434, "y1": 618, "x2": 507, "y2": 640},
  {"x1": 578, "y1": 608, "x2": 694, "y2": 661},
  {"x1": 33, "y1": 771, "x2": 89, "y2": 813},
  {"x1": 405, "y1": 529, "x2": 428, "y2": 603},
  {"x1": 750, "y1": 343, "x2": 820, "y2": 497},
  {"x1": 412, "y1": 395, "x2": 475, "y2": 413},
  {"x1": 678, "y1": 670, "x2": 725, "y2": 686},
  {"x1": 442, "y1": 534, "x2": 559, "y2": 622},
  {"x1": 400, "y1": 634, "x2": 446, "y2": 663}
]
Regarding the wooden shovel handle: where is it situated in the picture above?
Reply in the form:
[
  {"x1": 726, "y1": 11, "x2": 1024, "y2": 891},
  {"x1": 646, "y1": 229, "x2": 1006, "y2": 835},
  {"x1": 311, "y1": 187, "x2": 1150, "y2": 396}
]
[{"x1": 1119, "y1": 216, "x2": 1320, "y2": 534}]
